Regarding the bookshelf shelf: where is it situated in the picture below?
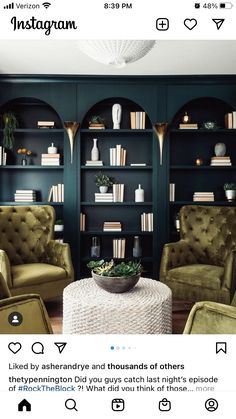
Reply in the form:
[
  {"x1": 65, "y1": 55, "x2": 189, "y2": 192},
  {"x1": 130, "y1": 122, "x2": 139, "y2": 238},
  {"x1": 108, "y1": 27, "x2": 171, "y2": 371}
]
[
  {"x1": 81, "y1": 231, "x2": 153, "y2": 236},
  {"x1": 80, "y1": 129, "x2": 153, "y2": 134},
  {"x1": 0, "y1": 165, "x2": 64, "y2": 170},
  {"x1": 0, "y1": 201, "x2": 63, "y2": 206},
  {"x1": 170, "y1": 165, "x2": 236, "y2": 170},
  {"x1": 81, "y1": 202, "x2": 153, "y2": 206},
  {"x1": 81, "y1": 165, "x2": 152, "y2": 170}
]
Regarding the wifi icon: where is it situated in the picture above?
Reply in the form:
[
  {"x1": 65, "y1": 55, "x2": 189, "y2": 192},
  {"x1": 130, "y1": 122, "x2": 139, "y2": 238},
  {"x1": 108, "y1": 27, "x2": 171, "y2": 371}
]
[{"x1": 42, "y1": 2, "x2": 51, "y2": 8}]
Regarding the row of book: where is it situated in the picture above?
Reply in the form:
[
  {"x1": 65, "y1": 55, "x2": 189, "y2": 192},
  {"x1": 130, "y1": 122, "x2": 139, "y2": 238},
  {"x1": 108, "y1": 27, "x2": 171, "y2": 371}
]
[
  {"x1": 95, "y1": 193, "x2": 113, "y2": 202},
  {"x1": 224, "y1": 112, "x2": 236, "y2": 129},
  {"x1": 130, "y1": 112, "x2": 146, "y2": 129},
  {"x1": 48, "y1": 183, "x2": 64, "y2": 202},
  {"x1": 193, "y1": 192, "x2": 215, "y2": 202},
  {"x1": 210, "y1": 156, "x2": 232, "y2": 166},
  {"x1": 113, "y1": 238, "x2": 126, "y2": 259},
  {"x1": 110, "y1": 145, "x2": 127, "y2": 166},
  {"x1": 0, "y1": 146, "x2": 7, "y2": 166},
  {"x1": 85, "y1": 160, "x2": 103, "y2": 166},
  {"x1": 169, "y1": 183, "x2": 175, "y2": 202},
  {"x1": 95, "y1": 185, "x2": 125, "y2": 203},
  {"x1": 80, "y1": 213, "x2": 86, "y2": 231},
  {"x1": 141, "y1": 213, "x2": 153, "y2": 232},
  {"x1": 14, "y1": 189, "x2": 36, "y2": 202},
  {"x1": 41, "y1": 153, "x2": 61, "y2": 166},
  {"x1": 37, "y1": 121, "x2": 55, "y2": 129},
  {"x1": 179, "y1": 123, "x2": 198, "y2": 129}
]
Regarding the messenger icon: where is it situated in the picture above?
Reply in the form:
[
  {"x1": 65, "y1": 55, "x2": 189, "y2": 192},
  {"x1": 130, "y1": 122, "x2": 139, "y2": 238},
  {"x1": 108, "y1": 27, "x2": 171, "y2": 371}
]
[{"x1": 159, "y1": 398, "x2": 171, "y2": 411}]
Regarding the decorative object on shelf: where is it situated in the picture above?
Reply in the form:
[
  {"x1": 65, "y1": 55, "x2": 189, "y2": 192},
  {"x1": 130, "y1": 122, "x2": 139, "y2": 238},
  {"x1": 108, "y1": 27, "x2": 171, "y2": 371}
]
[
  {"x1": 54, "y1": 220, "x2": 64, "y2": 232},
  {"x1": 182, "y1": 111, "x2": 191, "y2": 124},
  {"x1": 214, "y1": 142, "x2": 226, "y2": 157},
  {"x1": 88, "y1": 115, "x2": 105, "y2": 129},
  {"x1": 91, "y1": 138, "x2": 99, "y2": 161},
  {"x1": 17, "y1": 148, "x2": 32, "y2": 166},
  {"x1": 95, "y1": 172, "x2": 114, "y2": 193},
  {"x1": 2, "y1": 111, "x2": 18, "y2": 150},
  {"x1": 112, "y1": 103, "x2": 122, "y2": 129},
  {"x1": 174, "y1": 213, "x2": 180, "y2": 232},
  {"x1": 48, "y1": 142, "x2": 57, "y2": 154},
  {"x1": 63, "y1": 121, "x2": 80, "y2": 164},
  {"x1": 135, "y1": 184, "x2": 144, "y2": 202},
  {"x1": 224, "y1": 183, "x2": 236, "y2": 202},
  {"x1": 153, "y1": 122, "x2": 168, "y2": 165},
  {"x1": 87, "y1": 259, "x2": 143, "y2": 293},
  {"x1": 91, "y1": 237, "x2": 101, "y2": 258},
  {"x1": 195, "y1": 158, "x2": 203, "y2": 166},
  {"x1": 202, "y1": 121, "x2": 218, "y2": 129},
  {"x1": 77, "y1": 40, "x2": 156, "y2": 68},
  {"x1": 133, "y1": 236, "x2": 142, "y2": 258}
]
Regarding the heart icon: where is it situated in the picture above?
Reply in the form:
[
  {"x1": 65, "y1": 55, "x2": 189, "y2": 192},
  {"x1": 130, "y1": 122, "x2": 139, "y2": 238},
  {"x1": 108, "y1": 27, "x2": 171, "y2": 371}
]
[
  {"x1": 184, "y1": 18, "x2": 197, "y2": 30},
  {"x1": 8, "y1": 342, "x2": 22, "y2": 354}
]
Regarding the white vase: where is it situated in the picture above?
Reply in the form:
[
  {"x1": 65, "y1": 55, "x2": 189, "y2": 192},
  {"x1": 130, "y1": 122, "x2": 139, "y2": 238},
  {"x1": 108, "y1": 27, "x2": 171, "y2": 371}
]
[
  {"x1": 91, "y1": 138, "x2": 99, "y2": 161},
  {"x1": 99, "y1": 186, "x2": 108, "y2": 193},
  {"x1": 135, "y1": 184, "x2": 144, "y2": 202},
  {"x1": 214, "y1": 143, "x2": 226, "y2": 157},
  {"x1": 112, "y1": 103, "x2": 122, "y2": 129}
]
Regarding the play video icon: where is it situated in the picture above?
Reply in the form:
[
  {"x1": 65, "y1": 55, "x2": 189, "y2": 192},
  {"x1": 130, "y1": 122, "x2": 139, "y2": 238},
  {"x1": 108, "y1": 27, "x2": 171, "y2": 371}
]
[
  {"x1": 112, "y1": 399, "x2": 125, "y2": 411},
  {"x1": 212, "y1": 19, "x2": 225, "y2": 30}
]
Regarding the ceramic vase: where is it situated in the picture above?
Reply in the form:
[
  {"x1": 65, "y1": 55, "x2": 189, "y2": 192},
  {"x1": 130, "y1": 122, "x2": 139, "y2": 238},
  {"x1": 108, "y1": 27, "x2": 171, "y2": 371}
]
[
  {"x1": 225, "y1": 190, "x2": 236, "y2": 201},
  {"x1": 91, "y1": 138, "x2": 99, "y2": 161},
  {"x1": 112, "y1": 103, "x2": 122, "y2": 129},
  {"x1": 99, "y1": 186, "x2": 108, "y2": 193},
  {"x1": 133, "y1": 236, "x2": 142, "y2": 258},
  {"x1": 214, "y1": 143, "x2": 226, "y2": 157}
]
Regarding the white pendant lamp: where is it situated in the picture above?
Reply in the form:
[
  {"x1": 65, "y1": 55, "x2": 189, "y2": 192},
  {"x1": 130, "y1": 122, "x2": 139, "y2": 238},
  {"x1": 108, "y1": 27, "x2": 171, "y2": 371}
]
[{"x1": 77, "y1": 40, "x2": 156, "y2": 68}]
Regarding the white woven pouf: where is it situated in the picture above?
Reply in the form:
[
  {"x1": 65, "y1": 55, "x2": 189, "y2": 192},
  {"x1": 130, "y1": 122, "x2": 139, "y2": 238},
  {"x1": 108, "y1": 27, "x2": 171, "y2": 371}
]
[{"x1": 63, "y1": 277, "x2": 172, "y2": 334}]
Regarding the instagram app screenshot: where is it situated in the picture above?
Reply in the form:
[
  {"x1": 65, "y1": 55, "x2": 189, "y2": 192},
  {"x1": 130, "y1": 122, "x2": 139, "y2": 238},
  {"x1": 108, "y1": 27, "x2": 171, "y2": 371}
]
[{"x1": 0, "y1": 0, "x2": 235, "y2": 417}]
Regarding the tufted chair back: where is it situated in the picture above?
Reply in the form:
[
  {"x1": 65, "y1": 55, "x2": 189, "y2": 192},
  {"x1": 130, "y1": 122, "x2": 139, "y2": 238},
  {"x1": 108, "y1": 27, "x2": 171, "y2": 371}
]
[
  {"x1": 180, "y1": 205, "x2": 236, "y2": 266},
  {"x1": 0, "y1": 206, "x2": 55, "y2": 265}
]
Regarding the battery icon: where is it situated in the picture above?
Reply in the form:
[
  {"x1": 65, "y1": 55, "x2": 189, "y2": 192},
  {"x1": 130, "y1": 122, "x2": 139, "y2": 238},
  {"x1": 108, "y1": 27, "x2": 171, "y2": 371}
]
[{"x1": 220, "y1": 2, "x2": 233, "y2": 8}]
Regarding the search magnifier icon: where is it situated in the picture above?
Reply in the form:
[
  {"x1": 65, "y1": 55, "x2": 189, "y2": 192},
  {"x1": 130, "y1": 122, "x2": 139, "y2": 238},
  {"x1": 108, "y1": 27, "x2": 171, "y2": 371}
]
[{"x1": 65, "y1": 398, "x2": 78, "y2": 411}]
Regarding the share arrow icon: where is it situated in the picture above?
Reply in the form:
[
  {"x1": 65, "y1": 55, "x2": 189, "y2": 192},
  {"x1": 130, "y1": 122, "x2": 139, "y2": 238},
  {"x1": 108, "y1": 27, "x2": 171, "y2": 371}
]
[
  {"x1": 54, "y1": 342, "x2": 67, "y2": 354},
  {"x1": 212, "y1": 19, "x2": 225, "y2": 30}
]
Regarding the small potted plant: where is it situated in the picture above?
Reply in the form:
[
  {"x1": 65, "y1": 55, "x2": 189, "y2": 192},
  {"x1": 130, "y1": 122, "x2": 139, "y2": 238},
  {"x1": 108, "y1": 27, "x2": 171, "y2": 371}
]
[
  {"x1": 224, "y1": 183, "x2": 236, "y2": 201},
  {"x1": 89, "y1": 115, "x2": 105, "y2": 129},
  {"x1": 87, "y1": 259, "x2": 143, "y2": 293},
  {"x1": 95, "y1": 172, "x2": 114, "y2": 193},
  {"x1": 54, "y1": 219, "x2": 64, "y2": 232},
  {"x1": 2, "y1": 111, "x2": 18, "y2": 150}
]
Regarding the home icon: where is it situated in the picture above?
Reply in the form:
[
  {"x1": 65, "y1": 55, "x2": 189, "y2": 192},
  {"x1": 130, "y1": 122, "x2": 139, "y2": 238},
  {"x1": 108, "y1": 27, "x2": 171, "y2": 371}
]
[{"x1": 18, "y1": 399, "x2": 31, "y2": 412}]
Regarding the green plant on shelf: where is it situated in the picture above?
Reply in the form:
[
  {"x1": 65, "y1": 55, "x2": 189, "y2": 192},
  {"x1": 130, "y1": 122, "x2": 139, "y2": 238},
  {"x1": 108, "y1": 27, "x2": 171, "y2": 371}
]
[
  {"x1": 89, "y1": 115, "x2": 105, "y2": 125},
  {"x1": 95, "y1": 172, "x2": 115, "y2": 187},
  {"x1": 2, "y1": 111, "x2": 18, "y2": 150},
  {"x1": 87, "y1": 259, "x2": 143, "y2": 277},
  {"x1": 223, "y1": 183, "x2": 236, "y2": 190}
]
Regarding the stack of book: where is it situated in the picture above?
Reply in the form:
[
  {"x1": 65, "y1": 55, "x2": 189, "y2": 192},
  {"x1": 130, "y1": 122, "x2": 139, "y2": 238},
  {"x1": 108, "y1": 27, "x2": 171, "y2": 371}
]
[
  {"x1": 193, "y1": 192, "x2": 214, "y2": 202},
  {"x1": 37, "y1": 121, "x2": 55, "y2": 129},
  {"x1": 179, "y1": 123, "x2": 198, "y2": 129},
  {"x1": 224, "y1": 112, "x2": 236, "y2": 129},
  {"x1": 130, "y1": 111, "x2": 146, "y2": 129},
  {"x1": 141, "y1": 213, "x2": 153, "y2": 231},
  {"x1": 0, "y1": 146, "x2": 7, "y2": 166},
  {"x1": 80, "y1": 213, "x2": 86, "y2": 231},
  {"x1": 103, "y1": 222, "x2": 122, "y2": 231},
  {"x1": 210, "y1": 156, "x2": 232, "y2": 166},
  {"x1": 110, "y1": 145, "x2": 127, "y2": 166},
  {"x1": 41, "y1": 153, "x2": 60, "y2": 166},
  {"x1": 85, "y1": 160, "x2": 103, "y2": 166},
  {"x1": 113, "y1": 184, "x2": 124, "y2": 202},
  {"x1": 48, "y1": 183, "x2": 64, "y2": 202},
  {"x1": 14, "y1": 189, "x2": 36, "y2": 202},
  {"x1": 113, "y1": 238, "x2": 126, "y2": 259},
  {"x1": 95, "y1": 193, "x2": 113, "y2": 202},
  {"x1": 88, "y1": 123, "x2": 105, "y2": 129}
]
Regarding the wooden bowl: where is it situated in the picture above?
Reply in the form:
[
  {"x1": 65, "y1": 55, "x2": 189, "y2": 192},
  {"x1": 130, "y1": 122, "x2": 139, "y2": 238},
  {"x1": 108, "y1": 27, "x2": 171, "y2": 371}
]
[{"x1": 92, "y1": 271, "x2": 140, "y2": 293}]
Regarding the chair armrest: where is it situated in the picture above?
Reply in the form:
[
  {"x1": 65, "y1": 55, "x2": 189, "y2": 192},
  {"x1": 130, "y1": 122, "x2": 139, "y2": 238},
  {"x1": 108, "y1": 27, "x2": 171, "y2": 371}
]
[
  {"x1": 0, "y1": 250, "x2": 12, "y2": 288},
  {"x1": 41, "y1": 240, "x2": 74, "y2": 280},
  {"x1": 222, "y1": 250, "x2": 236, "y2": 300},
  {"x1": 160, "y1": 240, "x2": 198, "y2": 280}
]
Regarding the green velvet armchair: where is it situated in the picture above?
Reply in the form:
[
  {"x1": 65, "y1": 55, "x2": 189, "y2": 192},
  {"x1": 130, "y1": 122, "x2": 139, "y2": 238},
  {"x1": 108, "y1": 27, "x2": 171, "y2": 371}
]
[
  {"x1": 160, "y1": 205, "x2": 236, "y2": 304},
  {"x1": 183, "y1": 301, "x2": 236, "y2": 334},
  {"x1": 0, "y1": 205, "x2": 74, "y2": 301},
  {"x1": 0, "y1": 272, "x2": 53, "y2": 334}
]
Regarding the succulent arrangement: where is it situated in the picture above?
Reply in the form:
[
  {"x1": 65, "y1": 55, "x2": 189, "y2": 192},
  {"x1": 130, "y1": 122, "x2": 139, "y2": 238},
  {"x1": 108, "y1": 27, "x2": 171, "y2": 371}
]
[
  {"x1": 87, "y1": 259, "x2": 143, "y2": 277},
  {"x1": 89, "y1": 115, "x2": 105, "y2": 125},
  {"x1": 2, "y1": 111, "x2": 18, "y2": 150},
  {"x1": 95, "y1": 172, "x2": 114, "y2": 187},
  {"x1": 223, "y1": 183, "x2": 236, "y2": 190}
]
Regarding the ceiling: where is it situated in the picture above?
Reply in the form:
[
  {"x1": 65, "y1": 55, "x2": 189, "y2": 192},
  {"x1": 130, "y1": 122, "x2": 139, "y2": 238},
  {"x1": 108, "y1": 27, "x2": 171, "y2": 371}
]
[{"x1": 0, "y1": 40, "x2": 235, "y2": 76}]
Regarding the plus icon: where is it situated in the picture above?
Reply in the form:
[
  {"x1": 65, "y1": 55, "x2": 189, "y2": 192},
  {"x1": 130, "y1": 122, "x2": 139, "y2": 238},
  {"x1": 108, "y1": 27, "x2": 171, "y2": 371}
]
[{"x1": 156, "y1": 18, "x2": 169, "y2": 31}]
